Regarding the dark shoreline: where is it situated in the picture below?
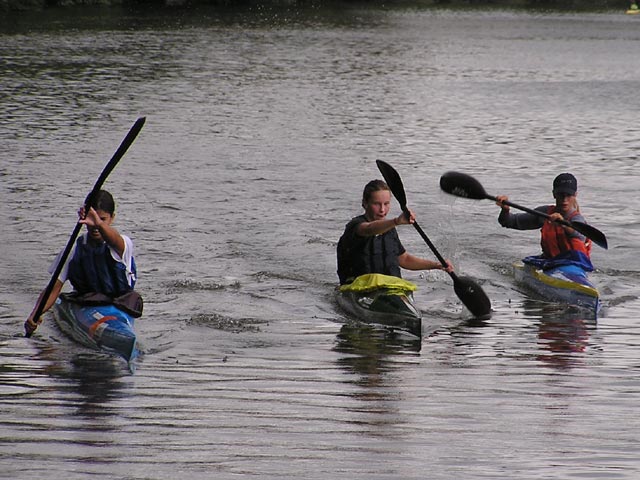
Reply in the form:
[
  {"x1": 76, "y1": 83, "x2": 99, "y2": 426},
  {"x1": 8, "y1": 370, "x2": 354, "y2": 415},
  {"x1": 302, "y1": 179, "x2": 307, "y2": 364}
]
[{"x1": 0, "y1": 0, "x2": 632, "y2": 13}]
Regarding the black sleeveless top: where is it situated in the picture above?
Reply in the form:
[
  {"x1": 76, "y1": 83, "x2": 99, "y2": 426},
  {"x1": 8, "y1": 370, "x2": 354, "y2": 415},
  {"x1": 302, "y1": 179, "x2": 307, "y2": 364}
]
[{"x1": 336, "y1": 214, "x2": 406, "y2": 285}]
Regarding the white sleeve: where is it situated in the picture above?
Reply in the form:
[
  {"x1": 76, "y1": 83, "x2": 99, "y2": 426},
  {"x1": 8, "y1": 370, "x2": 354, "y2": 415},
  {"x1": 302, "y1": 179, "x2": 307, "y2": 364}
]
[{"x1": 109, "y1": 235, "x2": 136, "y2": 287}]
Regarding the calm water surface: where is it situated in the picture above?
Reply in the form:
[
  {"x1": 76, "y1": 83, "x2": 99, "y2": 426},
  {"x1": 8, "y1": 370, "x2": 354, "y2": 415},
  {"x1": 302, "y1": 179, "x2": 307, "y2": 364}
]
[{"x1": 1, "y1": 6, "x2": 639, "y2": 479}]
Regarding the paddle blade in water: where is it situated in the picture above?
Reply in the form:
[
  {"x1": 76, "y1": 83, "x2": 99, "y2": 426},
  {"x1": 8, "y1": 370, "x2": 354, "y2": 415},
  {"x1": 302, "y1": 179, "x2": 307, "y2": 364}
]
[
  {"x1": 452, "y1": 275, "x2": 492, "y2": 318},
  {"x1": 439, "y1": 171, "x2": 489, "y2": 200}
]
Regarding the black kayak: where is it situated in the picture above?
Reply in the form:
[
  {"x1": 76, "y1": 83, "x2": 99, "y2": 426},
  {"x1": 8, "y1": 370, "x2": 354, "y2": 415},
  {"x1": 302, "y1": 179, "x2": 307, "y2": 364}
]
[{"x1": 336, "y1": 274, "x2": 422, "y2": 338}]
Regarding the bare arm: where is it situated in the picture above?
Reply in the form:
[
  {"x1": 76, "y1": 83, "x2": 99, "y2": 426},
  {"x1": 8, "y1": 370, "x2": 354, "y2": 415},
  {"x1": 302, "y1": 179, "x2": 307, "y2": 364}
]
[
  {"x1": 25, "y1": 279, "x2": 64, "y2": 333},
  {"x1": 398, "y1": 252, "x2": 453, "y2": 272},
  {"x1": 356, "y1": 210, "x2": 415, "y2": 237}
]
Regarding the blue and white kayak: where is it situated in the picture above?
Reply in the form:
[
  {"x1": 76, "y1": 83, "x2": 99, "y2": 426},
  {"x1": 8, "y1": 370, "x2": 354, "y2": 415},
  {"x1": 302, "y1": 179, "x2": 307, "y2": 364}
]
[
  {"x1": 336, "y1": 273, "x2": 422, "y2": 338},
  {"x1": 52, "y1": 294, "x2": 139, "y2": 368},
  {"x1": 513, "y1": 261, "x2": 600, "y2": 315}
]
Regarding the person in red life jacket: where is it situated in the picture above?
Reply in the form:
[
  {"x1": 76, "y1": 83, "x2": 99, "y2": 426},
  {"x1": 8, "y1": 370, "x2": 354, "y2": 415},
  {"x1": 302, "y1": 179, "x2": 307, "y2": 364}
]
[
  {"x1": 337, "y1": 179, "x2": 453, "y2": 285},
  {"x1": 25, "y1": 190, "x2": 139, "y2": 335},
  {"x1": 495, "y1": 173, "x2": 593, "y2": 270}
]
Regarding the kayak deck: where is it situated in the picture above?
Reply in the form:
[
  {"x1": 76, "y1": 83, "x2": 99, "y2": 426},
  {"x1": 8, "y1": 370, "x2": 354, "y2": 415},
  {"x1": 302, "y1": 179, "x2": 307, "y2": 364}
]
[
  {"x1": 336, "y1": 288, "x2": 422, "y2": 338},
  {"x1": 52, "y1": 295, "x2": 139, "y2": 367},
  {"x1": 513, "y1": 262, "x2": 600, "y2": 315}
]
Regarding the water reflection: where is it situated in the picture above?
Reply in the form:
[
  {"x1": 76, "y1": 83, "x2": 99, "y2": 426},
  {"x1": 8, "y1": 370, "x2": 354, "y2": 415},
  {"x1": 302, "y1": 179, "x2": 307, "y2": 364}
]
[
  {"x1": 0, "y1": 337, "x2": 131, "y2": 479},
  {"x1": 333, "y1": 322, "x2": 421, "y2": 384},
  {"x1": 32, "y1": 339, "x2": 131, "y2": 420},
  {"x1": 67, "y1": 355, "x2": 129, "y2": 417},
  {"x1": 522, "y1": 300, "x2": 596, "y2": 370},
  {"x1": 460, "y1": 314, "x2": 492, "y2": 329}
]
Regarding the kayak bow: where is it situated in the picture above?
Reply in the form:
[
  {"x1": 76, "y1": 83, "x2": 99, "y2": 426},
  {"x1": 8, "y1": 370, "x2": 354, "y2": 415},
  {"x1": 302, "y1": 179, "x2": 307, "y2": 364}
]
[
  {"x1": 53, "y1": 294, "x2": 139, "y2": 368},
  {"x1": 513, "y1": 261, "x2": 600, "y2": 316}
]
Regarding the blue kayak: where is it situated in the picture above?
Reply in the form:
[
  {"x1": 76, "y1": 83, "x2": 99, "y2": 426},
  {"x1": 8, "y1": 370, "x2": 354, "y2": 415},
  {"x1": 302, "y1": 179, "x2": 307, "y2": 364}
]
[
  {"x1": 52, "y1": 294, "x2": 139, "y2": 368},
  {"x1": 513, "y1": 261, "x2": 600, "y2": 315}
]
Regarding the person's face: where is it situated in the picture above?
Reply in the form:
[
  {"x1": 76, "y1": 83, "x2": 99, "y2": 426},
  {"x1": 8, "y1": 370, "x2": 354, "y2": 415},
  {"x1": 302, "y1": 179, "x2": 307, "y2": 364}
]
[
  {"x1": 87, "y1": 209, "x2": 114, "y2": 243},
  {"x1": 554, "y1": 191, "x2": 576, "y2": 214},
  {"x1": 363, "y1": 190, "x2": 391, "y2": 221}
]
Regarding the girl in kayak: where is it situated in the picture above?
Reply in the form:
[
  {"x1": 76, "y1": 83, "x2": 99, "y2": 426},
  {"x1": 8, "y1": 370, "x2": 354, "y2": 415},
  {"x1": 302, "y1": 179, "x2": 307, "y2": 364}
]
[
  {"x1": 337, "y1": 179, "x2": 453, "y2": 285},
  {"x1": 495, "y1": 173, "x2": 593, "y2": 270},
  {"x1": 25, "y1": 190, "x2": 140, "y2": 335}
]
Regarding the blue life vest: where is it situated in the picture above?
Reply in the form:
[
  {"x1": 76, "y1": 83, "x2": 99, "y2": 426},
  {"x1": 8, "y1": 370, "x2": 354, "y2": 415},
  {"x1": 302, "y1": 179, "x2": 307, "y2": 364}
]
[{"x1": 68, "y1": 236, "x2": 136, "y2": 297}]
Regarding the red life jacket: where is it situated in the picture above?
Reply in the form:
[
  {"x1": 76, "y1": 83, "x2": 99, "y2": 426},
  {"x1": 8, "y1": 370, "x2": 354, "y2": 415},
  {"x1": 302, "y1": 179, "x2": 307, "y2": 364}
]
[{"x1": 540, "y1": 206, "x2": 592, "y2": 259}]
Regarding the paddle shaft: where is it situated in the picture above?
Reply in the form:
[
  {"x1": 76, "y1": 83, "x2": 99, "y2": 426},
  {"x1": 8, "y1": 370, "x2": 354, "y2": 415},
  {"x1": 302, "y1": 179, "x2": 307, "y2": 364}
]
[
  {"x1": 489, "y1": 193, "x2": 599, "y2": 238},
  {"x1": 26, "y1": 117, "x2": 146, "y2": 337},
  {"x1": 375, "y1": 161, "x2": 491, "y2": 317},
  {"x1": 400, "y1": 200, "x2": 490, "y2": 317},
  {"x1": 403, "y1": 212, "x2": 461, "y2": 282},
  {"x1": 439, "y1": 171, "x2": 607, "y2": 250}
]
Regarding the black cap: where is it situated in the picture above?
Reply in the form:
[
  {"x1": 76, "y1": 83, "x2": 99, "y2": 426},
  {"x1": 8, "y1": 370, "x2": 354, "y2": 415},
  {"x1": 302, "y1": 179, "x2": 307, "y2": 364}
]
[{"x1": 553, "y1": 173, "x2": 577, "y2": 195}]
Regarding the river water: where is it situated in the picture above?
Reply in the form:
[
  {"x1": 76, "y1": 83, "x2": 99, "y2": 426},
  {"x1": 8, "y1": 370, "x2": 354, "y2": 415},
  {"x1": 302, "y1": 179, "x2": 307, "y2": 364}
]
[{"x1": 1, "y1": 5, "x2": 639, "y2": 479}]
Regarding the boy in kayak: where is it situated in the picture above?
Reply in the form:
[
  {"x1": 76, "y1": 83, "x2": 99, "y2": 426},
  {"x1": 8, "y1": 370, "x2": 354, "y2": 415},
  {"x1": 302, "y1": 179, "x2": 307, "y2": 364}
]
[
  {"x1": 495, "y1": 173, "x2": 593, "y2": 270},
  {"x1": 337, "y1": 179, "x2": 453, "y2": 285},
  {"x1": 25, "y1": 190, "x2": 140, "y2": 335}
]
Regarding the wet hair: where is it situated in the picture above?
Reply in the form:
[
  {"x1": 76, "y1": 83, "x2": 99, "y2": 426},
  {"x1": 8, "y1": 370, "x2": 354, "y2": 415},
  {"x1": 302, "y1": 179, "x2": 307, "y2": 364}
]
[
  {"x1": 362, "y1": 179, "x2": 390, "y2": 206},
  {"x1": 85, "y1": 190, "x2": 116, "y2": 215}
]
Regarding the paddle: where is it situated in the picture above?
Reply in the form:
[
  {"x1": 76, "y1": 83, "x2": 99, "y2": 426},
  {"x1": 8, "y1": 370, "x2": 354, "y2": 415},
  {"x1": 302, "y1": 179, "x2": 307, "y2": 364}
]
[
  {"x1": 376, "y1": 160, "x2": 492, "y2": 318},
  {"x1": 25, "y1": 117, "x2": 146, "y2": 337},
  {"x1": 439, "y1": 171, "x2": 608, "y2": 250}
]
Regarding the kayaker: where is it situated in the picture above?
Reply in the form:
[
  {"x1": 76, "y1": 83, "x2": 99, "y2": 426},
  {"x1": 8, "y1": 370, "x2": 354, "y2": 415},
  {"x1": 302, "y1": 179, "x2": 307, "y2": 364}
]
[
  {"x1": 25, "y1": 190, "x2": 141, "y2": 335},
  {"x1": 337, "y1": 179, "x2": 453, "y2": 285},
  {"x1": 495, "y1": 173, "x2": 593, "y2": 269}
]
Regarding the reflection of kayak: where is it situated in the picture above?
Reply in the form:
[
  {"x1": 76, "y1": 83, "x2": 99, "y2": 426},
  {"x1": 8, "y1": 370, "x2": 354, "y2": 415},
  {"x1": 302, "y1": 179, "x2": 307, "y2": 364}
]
[
  {"x1": 513, "y1": 261, "x2": 600, "y2": 315},
  {"x1": 53, "y1": 294, "x2": 139, "y2": 368},
  {"x1": 336, "y1": 274, "x2": 422, "y2": 337}
]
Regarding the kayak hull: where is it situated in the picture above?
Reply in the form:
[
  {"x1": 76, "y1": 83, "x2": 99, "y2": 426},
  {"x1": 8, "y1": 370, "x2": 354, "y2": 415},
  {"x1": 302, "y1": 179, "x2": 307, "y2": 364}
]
[
  {"x1": 513, "y1": 261, "x2": 600, "y2": 315},
  {"x1": 336, "y1": 288, "x2": 422, "y2": 338},
  {"x1": 52, "y1": 294, "x2": 139, "y2": 366}
]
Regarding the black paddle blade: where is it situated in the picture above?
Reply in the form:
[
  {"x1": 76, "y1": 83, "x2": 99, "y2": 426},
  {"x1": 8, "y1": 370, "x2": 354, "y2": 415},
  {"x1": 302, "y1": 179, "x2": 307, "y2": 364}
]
[
  {"x1": 439, "y1": 171, "x2": 489, "y2": 200},
  {"x1": 376, "y1": 159, "x2": 408, "y2": 208},
  {"x1": 452, "y1": 274, "x2": 492, "y2": 318},
  {"x1": 440, "y1": 170, "x2": 608, "y2": 250},
  {"x1": 376, "y1": 160, "x2": 492, "y2": 317},
  {"x1": 571, "y1": 221, "x2": 608, "y2": 250}
]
